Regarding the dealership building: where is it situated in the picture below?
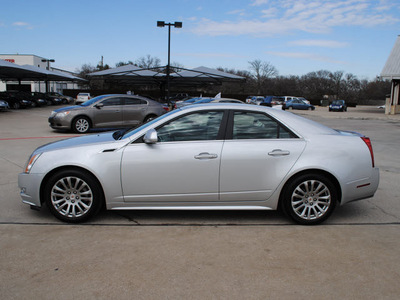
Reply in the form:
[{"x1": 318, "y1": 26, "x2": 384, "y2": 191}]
[{"x1": 0, "y1": 54, "x2": 80, "y2": 93}]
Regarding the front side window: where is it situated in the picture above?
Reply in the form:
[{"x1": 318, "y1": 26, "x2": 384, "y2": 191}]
[
  {"x1": 157, "y1": 111, "x2": 224, "y2": 142},
  {"x1": 101, "y1": 98, "x2": 121, "y2": 106},
  {"x1": 233, "y1": 111, "x2": 295, "y2": 139}
]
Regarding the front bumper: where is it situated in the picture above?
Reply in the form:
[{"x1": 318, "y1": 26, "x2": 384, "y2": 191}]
[
  {"x1": 18, "y1": 172, "x2": 43, "y2": 207},
  {"x1": 48, "y1": 116, "x2": 71, "y2": 130}
]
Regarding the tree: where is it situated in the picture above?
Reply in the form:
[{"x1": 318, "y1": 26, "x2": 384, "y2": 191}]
[
  {"x1": 248, "y1": 59, "x2": 278, "y2": 94},
  {"x1": 171, "y1": 61, "x2": 185, "y2": 72},
  {"x1": 135, "y1": 55, "x2": 161, "y2": 69},
  {"x1": 75, "y1": 63, "x2": 97, "y2": 78},
  {"x1": 115, "y1": 61, "x2": 134, "y2": 67}
]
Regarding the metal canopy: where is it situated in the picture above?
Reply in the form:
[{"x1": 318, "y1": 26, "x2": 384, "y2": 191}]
[
  {"x1": 171, "y1": 66, "x2": 244, "y2": 82},
  {"x1": 87, "y1": 65, "x2": 245, "y2": 86},
  {"x1": 88, "y1": 64, "x2": 161, "y2": 82},
  {"x1": 0, "y1": 59, "x2": 85, "y2": 82}
]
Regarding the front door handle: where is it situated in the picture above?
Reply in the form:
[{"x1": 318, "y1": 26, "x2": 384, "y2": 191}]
[
  {"x1": 268, "y1": 149, "x2": 290, "y2": 156},
  {"x1": 194, "y1": 152, "x2": 218, "y2": 160}
]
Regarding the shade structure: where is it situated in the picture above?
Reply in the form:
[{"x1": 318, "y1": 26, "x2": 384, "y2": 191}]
[
  {"x1": 87, "y1": 65, "x2": 245, "y2": 86},
  {"x1": 170, "y1": 66, "x2": 245, "y2": 84},
  {"x1": 88, "y1": 64, "x2": 161, "y2": 83},
  {"x1": 0, "y1": 59, "x2": 85, "y2": 82}
]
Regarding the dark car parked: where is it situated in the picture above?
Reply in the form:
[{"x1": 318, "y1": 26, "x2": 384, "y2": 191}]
[
  {"x1": 47, "y1": 92, "x2": 75, "y2": 104},
  {"x1": 32, "y1": 92, "x2": 62, "y2": 105},
  {"x1": 283, "y1": 99, "x2": 315, "y2": 110},
  {"x1": 0, "y1": 91, "x2": 32, "y2": 109},
  {"x1": 259, "y1": 96, "x2": 285, "y2": 107},
  {"x1": 329, "y1": 100, "x2": 347, "y2": 112},
  {"x1": 27, "y1": 92, "x2": 47, "y2": 107},
  {"x1": 11, "y1": 91, "x2": 47, "y2": 107},
  {"x1": 0, "y1": 99, "x2": 9, "y2": 110}
]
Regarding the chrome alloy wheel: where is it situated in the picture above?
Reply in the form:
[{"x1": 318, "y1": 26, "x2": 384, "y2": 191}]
[
  {"x1": 50, "y1": 176, "x2": 93, "y2": 218},
  {"x1": 75, "y1": 118, "x2": 89, "y2": 133},
  {"x1": 290, "y1": 180, "x2": 331, "y2": 220}
]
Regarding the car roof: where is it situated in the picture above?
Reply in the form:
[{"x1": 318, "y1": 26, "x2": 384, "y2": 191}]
[{"x1": 179, "y1": 103, "x2": 337, "y2": 138}]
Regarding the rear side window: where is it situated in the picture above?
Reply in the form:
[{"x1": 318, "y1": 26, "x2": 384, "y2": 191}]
[
  {"x1": 232, "y1": 111, "x2": 295, "y2": 139},
  {"x1": 125, "y1": 98, "x2": 147, "y2": 105}
]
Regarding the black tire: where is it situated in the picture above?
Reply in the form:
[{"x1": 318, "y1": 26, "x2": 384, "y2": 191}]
[
  {"x1": 144, "y1": 114, "x2": 157, "y2": 123},
  {"x1": 72, "y1": 116, "x2": 91, "y2": 133},
  {"x1": 44, "y1": 169, "x2": 104, "y2": 223},
  {"x1": 280, "y1": 173, "x2": 337, "y2": 225}
]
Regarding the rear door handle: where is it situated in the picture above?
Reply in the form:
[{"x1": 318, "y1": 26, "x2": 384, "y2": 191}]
[
  {"x1": 268, "y1": 149, "x2": 290, "y2": 156},
  {"x1": 194, "y1": 152, "x2": 218, "y2": 160}
]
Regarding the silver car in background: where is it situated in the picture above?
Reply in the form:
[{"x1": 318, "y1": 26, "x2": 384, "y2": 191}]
[
  {"x1": 49, "y1": 94, "x2": 165, "y2": 133},
  {"x1": 20, "y1": 103, "x2": 379, "y2": 225}
]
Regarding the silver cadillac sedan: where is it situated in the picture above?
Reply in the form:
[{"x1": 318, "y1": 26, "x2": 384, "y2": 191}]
[
  {"x1": 19, "y1": 104, "x2": 379, "y2": 225},
  {"x1": 48, "y1": 94, "x2": 165, "y2": 133}
]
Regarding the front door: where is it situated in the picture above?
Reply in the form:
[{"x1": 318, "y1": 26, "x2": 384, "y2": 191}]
[
  {"x1": 120, "y1": 110, "x2": 226, "y2": 203},
  {"x1": 93, "y1": 97, "x2": 123, "y2": 128}
]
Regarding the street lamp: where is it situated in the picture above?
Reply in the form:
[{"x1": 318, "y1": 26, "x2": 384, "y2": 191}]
[
  {"x1": 157, "y1": 21, "x2": 182, "y2": 104},
  {"x1": 41, "y1": 58, "x2": 55, "y2": 92}
]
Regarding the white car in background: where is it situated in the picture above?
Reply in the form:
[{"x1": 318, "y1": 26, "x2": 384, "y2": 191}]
[{"x1": 76, "y1": 93, "x2": 91, "y2": 104}]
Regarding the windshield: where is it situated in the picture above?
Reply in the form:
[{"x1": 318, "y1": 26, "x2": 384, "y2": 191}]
[
  {"x1": 80, "y1": 95, "x2": 108, "y2": 107},
  {"x1": 121, "y1": 109, "x2": 179, "y2": 139},
  {"x1": 194, "y1": 98, "x2": 212, "y2": 104},
  {"x1": 332, "y1": 100, "x2": 345, "y2": 105}
]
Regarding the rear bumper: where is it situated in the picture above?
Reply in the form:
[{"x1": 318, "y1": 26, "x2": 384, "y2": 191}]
[{"x1": 341, "y1": 167, "x2": 380, "y2": 205}]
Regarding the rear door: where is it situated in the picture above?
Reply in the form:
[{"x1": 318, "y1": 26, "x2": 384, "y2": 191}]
[
  {"x1": 122, "y1": 97, "x2": 148, "y2": 126},
  {"x1": 219, "y1": 110, "x2": 306, "y2": 201}
]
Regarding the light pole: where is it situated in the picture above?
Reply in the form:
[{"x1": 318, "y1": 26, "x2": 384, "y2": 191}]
[
  {"x1": 41, "y1": 58, "x2": 55, "y2": 93},
  {"x1": 157, "y1": 21, "x2": 182, "y2": 105}
]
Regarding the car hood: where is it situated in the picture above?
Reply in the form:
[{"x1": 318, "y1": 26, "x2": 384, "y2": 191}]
[
  {"x1": 54, "y1": 105, "x2": 85, "y2": 112},
  {"x1": 33, "y1": 131, "x2": 120, "y2": 154}
]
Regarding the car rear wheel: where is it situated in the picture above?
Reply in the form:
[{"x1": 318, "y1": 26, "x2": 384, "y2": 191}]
[
  {"x1": 281, "y1": 173, "x2": 337, "y2": 225},
  {"x1": 73, "y1": 116, "x2": 90, "y2": 133},
  {"x1": 44, "y1": 169, "x2": 103, "y2": 223}
]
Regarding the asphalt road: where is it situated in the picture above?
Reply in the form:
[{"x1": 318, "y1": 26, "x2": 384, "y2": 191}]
[{"x1": 1, "y1": 104, "x2": 399, "y2": 299}]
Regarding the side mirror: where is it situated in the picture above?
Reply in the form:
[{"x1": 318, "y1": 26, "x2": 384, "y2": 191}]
[
  {"x1": 94, "y1": 103, "x2": 104, "y2": 109},
  {"x1": 143, "y1": 129, "x2": 158, "y2": 144}
]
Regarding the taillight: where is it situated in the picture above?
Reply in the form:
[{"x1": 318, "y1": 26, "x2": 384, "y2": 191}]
[{"x1": 361, "y1": 137, "x2": 375, "y2": 167}]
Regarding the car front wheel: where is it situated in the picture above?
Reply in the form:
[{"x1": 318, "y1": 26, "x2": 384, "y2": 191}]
[
  {"x1": 281, "y1": 173, "x2": 337, "y2": 225},
  {"x1": 44, "y1": 169, "x2": 103, "y2": 223},
  {"x1": 144, "y1": 115, "x2": 157, "y2": 123},
  {"x1": 73, "y1": 116, "x2": 91, "y2": 133}
]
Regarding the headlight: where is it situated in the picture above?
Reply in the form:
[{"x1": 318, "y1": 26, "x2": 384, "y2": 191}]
[
  {"x1": 24, "y1": 153, "x2": 42, "y2": 174},
  {"x1": 56, "y1": 111, "x2": 70, "y2": 118}
]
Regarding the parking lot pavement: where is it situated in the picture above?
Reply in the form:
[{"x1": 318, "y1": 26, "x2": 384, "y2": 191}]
[{"x1": 1, "y1": 105, "x2": 400, "y2": 299}]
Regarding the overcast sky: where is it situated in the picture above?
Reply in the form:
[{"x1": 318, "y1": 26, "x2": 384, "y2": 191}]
[{"x1": 1, "y1": 0, "x2": 399, "y2": 79}]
